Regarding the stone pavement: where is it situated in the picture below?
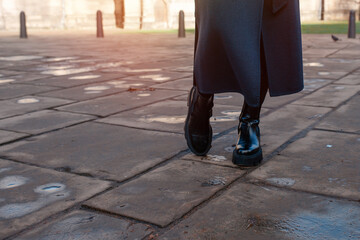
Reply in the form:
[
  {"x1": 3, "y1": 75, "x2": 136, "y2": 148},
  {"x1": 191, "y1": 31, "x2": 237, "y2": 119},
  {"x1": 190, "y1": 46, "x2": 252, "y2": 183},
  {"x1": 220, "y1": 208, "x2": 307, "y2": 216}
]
[{"x1": 0, "y1": 30, "x2": 359, "y2": 239}]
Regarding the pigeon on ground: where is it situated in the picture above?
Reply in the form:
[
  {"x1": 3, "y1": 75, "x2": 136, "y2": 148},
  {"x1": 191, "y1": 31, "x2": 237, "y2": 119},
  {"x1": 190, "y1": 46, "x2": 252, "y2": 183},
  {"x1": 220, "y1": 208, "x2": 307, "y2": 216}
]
[{"x1": 331, "y1": 35, "x2": 340, "y2": 42}]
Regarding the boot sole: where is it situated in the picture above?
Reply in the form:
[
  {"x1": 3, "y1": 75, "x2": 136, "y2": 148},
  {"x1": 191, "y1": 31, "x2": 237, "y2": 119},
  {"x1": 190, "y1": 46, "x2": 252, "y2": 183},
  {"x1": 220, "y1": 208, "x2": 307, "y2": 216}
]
[{"x1": 232, "y1": 148, "x2": 263, "y2": 166}]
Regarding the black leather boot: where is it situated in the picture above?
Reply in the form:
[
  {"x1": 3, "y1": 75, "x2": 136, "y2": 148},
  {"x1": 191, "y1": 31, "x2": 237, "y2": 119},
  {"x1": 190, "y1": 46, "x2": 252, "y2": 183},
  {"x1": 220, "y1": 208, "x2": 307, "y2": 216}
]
[
  {"x1": 184, "y1": 86, "x2": 214, "y2": 156},
  {"x1": 232, "y1": 102, "x2": 263, "y2": 166}
]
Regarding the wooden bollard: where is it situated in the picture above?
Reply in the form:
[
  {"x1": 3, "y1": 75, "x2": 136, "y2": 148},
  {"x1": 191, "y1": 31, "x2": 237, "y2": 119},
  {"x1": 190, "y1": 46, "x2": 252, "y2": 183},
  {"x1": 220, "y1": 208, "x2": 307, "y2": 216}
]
[
  {"x1": 20, "y1": 11, "x2": 28, "y2": 39},
  {"x1": 97, "y1": 10, "x2": 104, "y2": 38},
  {"x1": 348, "y1": 10, "x2": 356, "y2": 39},
  {"x1": 178, "y1": 10, "x2": 185, "y2": 38}
]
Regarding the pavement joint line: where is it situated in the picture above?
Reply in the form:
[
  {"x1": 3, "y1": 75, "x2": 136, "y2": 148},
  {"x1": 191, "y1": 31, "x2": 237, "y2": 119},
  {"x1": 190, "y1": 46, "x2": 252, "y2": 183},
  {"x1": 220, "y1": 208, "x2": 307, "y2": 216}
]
[
  {"x1": 93, "y1": 121, "x2": 184, "y2": 135},
  {"x1": 151, "y1": 169, "x2": 253, "y2": 237},
  {"x1": 313, "y1": 127, "x2": 360, "y2": 136},
  {"x1": 243, "y1": 177, "x2": 360, "y2": 204},
  {"x1": 0, "y1": 117, "x2": 98, "y2": 147},
  {"x1": 80, "y1": 204, "x2": 161, "y2": 233},
  {"x1": 74, "y1": 91, "x2": 187, "y2": 118},
  {"x1": 325, "y1": 43, "x2": 351, "y2": 58}
]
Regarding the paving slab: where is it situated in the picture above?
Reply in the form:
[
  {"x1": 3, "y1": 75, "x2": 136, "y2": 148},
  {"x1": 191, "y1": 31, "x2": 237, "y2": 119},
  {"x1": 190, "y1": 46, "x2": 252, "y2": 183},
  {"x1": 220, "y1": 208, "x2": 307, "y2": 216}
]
[
  {"x1": 302, "y1": 48, "x2": 339, "y2": 58},
  {"x1": 160, "y1": 183, "x2": 360, "y2": 240},
  {"x1": 262, "y1": 92, "x2": 303, "y2": 109},
  {"x1": 174, "y1": 92, "x2": 245, "y2": 108},
  {"x1": 335, "y1": 74, "x2": 360, "y2": 85},
  {"x1": 25, "y1": 72, "x2": 127, "y2": 88},
  {"x1": 118, "y1": 71, "x2": 192, "y2": 83},
  {"x1": 97, "y1": 100, "x2": 246, "y2": 135},
  {"x1": 249, "y1": 130, "x2": 360, "y2": 200},
  {"x1": 175, "y1": 91, "x2": 302, "y2": 110},
  {"x1": 292, "y1": 84, "x2": 360, "y2": 107},
  {"x1": 182, "y1": 131, "x2": 238, "y2": 168},
  {"x1": 303, "y1": 58, "x2": 360, "y2": 74},
  {"x1": 151, "y1": 78, "x2": 192, "y2": 91},
  {"x1": 315, "y1": 95, "x2": 360, "y2": 133},
  {"x1": 303, "y1": 70, "x2": 347, "y2": 80},
  {"x1": 0, "y1": 160, "x2": 110, "y2": 239},
  {"x1": 85, "y1": 160, "x2": 244, "y2": 227},
  {"x1": 0, "y1": 96, "x2": 73, "y2": 119},
  {"x1": 37, "y1": 80, "x2": 151, "y2": 101},
  {"x1": 0, "y1": 73, "x2": 49, "y2": 83},
  {"x1": 0, "y1": 70, "x2": 27, "y2": 77},
  {"x1": 0, "y1": 84, "x2": 59, "y2": 100},
  {"x1": 302, "y1": 78, "x2": 332, "y2": 93},
  {"x1": 15, "y1": 210, "x2": 153, "y2": 240},
  {"x1": 0, "y1": 110, "x2": 95, "y2": 135},
  {"x1": 329, "y1": 48, "x2": 360, "y2": 59},
  {"x1": 260, "y1": 104, "x2": 331, "y2": 154},
  {"x1": 57, "y1": 89, "x2": 185, "y2": 117},
  {"x1": 0, "y1": 122, "x2": 186, "y2": 182},
  {"x1": 0, "y1": 130, "x2": 28, "y2": 145}
]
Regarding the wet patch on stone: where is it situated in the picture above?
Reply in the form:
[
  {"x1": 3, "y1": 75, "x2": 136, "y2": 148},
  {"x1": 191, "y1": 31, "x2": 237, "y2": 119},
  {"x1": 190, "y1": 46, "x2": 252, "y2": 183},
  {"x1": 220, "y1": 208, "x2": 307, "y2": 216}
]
[
  {"x1": 17, "y1": 98, "x2": 40, "y2": 104},
  {"x1": 0, "y1": 56, "x2": 43, "y2": 61},
  {"x1": 0, "y1": 160, "x2": 110, "y2": 238},
  {"x1": 15, "y1": 210, "x2": 153, "y2": 240},
  {"x1": 0, "y1": 175, "x2": 29, "y2": 189},
  {"x1": 160, "y1": 183, "x2": 360, "y2": 239}
]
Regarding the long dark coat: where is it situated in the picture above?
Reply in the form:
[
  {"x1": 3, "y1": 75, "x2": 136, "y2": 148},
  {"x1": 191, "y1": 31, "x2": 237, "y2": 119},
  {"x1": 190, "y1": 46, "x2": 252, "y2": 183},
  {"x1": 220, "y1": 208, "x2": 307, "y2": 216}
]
[{"x1": 194, "y1": 0, "x2": 304, "y2": 107}]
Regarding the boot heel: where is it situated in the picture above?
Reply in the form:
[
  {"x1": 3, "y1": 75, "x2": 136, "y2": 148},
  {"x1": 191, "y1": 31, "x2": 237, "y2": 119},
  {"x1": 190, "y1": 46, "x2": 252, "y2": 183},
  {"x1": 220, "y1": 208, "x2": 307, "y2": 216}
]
[{"x1": 232, "y1": 148, "x2": 263, "y2": 166}]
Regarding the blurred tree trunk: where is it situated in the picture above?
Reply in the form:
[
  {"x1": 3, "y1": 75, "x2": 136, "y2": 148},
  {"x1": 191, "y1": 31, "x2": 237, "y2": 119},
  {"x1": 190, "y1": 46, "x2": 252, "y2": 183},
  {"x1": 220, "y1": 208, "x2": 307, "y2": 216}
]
[{"x1": 114, "y1": 0, "x2": 125, "y2": 28}]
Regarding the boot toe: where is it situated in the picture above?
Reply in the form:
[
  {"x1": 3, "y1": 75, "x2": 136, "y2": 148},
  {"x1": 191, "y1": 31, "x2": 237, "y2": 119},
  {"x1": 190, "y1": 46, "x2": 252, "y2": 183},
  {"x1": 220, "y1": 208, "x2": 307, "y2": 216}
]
[{"x1": 190, "y1": 134, "x2": 211, "y2": 155}]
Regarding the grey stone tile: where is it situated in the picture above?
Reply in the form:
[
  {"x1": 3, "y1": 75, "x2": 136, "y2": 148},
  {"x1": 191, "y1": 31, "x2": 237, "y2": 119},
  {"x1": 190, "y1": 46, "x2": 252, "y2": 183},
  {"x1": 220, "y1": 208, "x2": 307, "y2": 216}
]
[
  {"x1": 303, "y1": 48, "x2": 339, "y2": 58},
  {"x1": 0, "y1": 96, "x2": 73, "y2": 119},
  {"x1": 249, "y1": 130, "x2": 360, "y2": 200},
  {"x1": 0, "y1": 70, "x2": 27, "y2": 77},
  {"x1": 0, "y1": 123, "x2": 186, "y2": 182},
  {"x1": 0, "y1": 84, "x2": 59, "y2": 100},
  {"x1": 173, "y1": 92, "x2": 245, "y2": 108},
  {"x1": 315, "y1": 95, "x2": 360, "y2": 133},
  {"x1": 118, "y1": 71, "x2": 192, "y2": 83},
  {"x1": 0, "y1": 130, "x2": 28, "y2": 145},
  {"x1": 151, "y1": 78, "x2": 192, "y2": 91},
  {"x1": 97, "y1": 100, "x2": 243, "y2": 135},
  {"x1": 37, "y1": 80, "x2": 150, "y2": 101},
  {"x1": 262, "y1": 92, "x2": 303, "y2": 109},
  {"x1": 0, "y1": 73, "x2": 49, "y2": 83},
  {"x1": 57, "y1": 89, "x2": 185, "y2": 117},
  {"x1": 182, "y1": 131, "x2": 238, "y2": 168},
  {"x1": 85, "y1": 160, "x2": 244, "y2": 227},
  {"x1": 302, "y1": 78, "x2": 332, "y2": 93},
  {"x1": 260, "y1": 104, "x2": 331, "y2": 154},
  {"x1": 0, "y1": 110, "x2": 95, "y2": 135},
  {"x1": 26, "y1": 72, "x2": 127, "y2": 88},
  {"x1": 0, "y1": 160, "x2": 110, "y2": 238},
  {"x1": 160, "y1": 183, "x2": 360, "y2": 240},
  {"x1": 292, "y1": 84, "x2": 360, "y2": 107},
  {"x1": 15, "y1": 210, "x2": 153, "y2": 240},
  {"x1": 303, "y1": 70, "x2": 347, "y2": 80},
  {"x1": 335, "y1": 74, "x2": 360, "y2": 85}
]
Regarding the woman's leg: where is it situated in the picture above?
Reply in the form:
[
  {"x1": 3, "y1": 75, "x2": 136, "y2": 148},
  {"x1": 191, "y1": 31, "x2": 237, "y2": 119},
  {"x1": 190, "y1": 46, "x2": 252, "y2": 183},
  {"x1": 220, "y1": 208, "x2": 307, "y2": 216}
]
[{"x1": 232, "y1": 35, "x2": 268, "y2": 166}]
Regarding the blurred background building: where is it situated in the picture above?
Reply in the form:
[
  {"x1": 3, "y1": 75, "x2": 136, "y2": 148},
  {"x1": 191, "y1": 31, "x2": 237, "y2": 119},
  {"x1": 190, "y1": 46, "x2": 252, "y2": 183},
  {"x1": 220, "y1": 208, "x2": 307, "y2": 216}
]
[{"x1": 0, "y1": 0, "x2": 359, "y2": 30}]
